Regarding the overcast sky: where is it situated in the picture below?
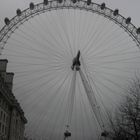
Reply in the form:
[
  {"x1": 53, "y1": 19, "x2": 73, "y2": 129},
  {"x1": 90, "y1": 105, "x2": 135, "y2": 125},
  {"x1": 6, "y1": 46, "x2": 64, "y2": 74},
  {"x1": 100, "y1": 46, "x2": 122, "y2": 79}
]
[{"x1": 0, "y1": 0, "x2": 140, "y2": 140}]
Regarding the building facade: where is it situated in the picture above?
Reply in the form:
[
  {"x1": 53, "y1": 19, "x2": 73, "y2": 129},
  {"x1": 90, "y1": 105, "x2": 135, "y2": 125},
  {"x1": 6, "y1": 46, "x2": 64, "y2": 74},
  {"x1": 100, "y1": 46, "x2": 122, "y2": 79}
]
[{"x1": 0, "y1": 59, "x2": 27, "y2": 140}]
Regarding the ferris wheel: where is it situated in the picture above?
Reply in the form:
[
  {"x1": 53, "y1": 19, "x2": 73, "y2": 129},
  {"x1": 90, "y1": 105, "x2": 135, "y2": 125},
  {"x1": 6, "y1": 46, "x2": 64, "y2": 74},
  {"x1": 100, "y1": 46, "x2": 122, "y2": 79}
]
[{"x1": 0, "y1": 0, "x2": 140, "y2": 139}]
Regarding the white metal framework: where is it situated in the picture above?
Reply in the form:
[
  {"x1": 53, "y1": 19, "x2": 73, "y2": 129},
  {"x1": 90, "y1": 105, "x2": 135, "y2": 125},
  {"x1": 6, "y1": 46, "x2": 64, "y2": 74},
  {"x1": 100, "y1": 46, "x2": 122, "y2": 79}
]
[{"x1": 0, "y1": 0, "x2": 140, "y2": 140}]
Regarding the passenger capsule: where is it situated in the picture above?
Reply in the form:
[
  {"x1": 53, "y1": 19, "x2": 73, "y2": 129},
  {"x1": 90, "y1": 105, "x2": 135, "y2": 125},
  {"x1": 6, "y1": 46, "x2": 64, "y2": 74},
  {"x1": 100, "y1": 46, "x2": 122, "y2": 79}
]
[
  {"x1": 16, "y1": 9, "x2": 22, "y2": 16},
  {"x1": 58, "y1": 0, "x2": 62, "y2": 3},
  {"x1": 64, "y1": 130, "x2": 71, "y2": 137},
  {"x1": 113, "y1": 9, "x2": 119, "y2": 16},
  {"x1": 87, "y1": 0, "x2": 91, "y2": 5},
  {"x1": 72, "y1": 0, "x2": 77, "y2": 4},
  {"x1": 30, "y1": 2, "x2": 35, "y2": 10},
  {"x1": 101, "y1": 131, "x2": 109, "y2": 137},
  {"x1": 125, "y1": 17, "x2": 131, "y2": 24},
  {"x1": 43, "y1": 0, "x2": 48, "y2": 5},
  {"x1": 4, "y1": 18, "x2": 10, "y2": 25},
  {"x1": 101, "y1": 3, "x2": 105, "y2": 10},
  {"x1": 136, "y1": 27, "x2": 140, "y2": 34}
]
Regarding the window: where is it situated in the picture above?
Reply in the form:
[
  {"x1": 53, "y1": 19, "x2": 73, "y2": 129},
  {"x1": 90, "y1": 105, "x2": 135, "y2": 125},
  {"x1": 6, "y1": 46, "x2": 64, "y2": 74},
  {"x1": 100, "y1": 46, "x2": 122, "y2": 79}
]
[
  {"x1": 2, "y1": 100, "x2": 4, "y2": 106},
  {"x1": 5, "y1": 127, "x2": 7, "y2": 135},
  {"x1": 0, "y1": 99, "x2": 3, "y2": 106},
  {"x1": 3, "y1": 113, "x2": 5, "y2": 122},
  {"x1": 6, "y1": 116, "x2": 9, "y2": 125},
  {"x1": 6, "y1": 104, "x2": 8, "y2": 110},
  {"x1": 2, "y1": 124, "x2": 4, "y2": 133},
  {"x1": 0, "y1": 122, "x2": 1, "y2": 132},
  {"x1": 0, "y1": 111, "x2": 3, "y2": 120}
]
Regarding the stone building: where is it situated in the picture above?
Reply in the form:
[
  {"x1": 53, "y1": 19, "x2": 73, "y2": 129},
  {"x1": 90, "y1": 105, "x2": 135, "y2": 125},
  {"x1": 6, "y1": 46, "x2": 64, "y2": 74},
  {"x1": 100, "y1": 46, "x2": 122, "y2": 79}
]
[{"x1": 0, "y1": 59, "x2": 27, "y2": 140}]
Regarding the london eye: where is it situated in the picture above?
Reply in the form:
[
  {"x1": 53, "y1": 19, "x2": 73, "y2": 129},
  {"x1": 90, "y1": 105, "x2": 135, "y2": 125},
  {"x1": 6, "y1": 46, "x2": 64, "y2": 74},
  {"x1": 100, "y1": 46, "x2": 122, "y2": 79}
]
[{"x1": 0, "y1": 0, "x2": 140, "y2": 139}]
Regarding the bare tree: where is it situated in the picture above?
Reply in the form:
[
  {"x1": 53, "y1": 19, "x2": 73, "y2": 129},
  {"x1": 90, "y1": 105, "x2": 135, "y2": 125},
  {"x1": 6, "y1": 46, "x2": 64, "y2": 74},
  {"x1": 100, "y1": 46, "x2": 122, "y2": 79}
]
[{"x1": 109, "y1": 77, "x2": 140, "y2": 140}]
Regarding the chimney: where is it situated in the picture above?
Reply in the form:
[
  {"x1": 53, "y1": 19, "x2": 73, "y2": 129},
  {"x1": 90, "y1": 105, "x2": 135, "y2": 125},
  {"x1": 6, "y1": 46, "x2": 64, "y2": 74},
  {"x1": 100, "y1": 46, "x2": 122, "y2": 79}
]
[
  {"x1": 2, "y1": 72, "x2": 14, "y2": 91},
  {"x1": 0, "y1": 59, "x2": 8, "y2": 73}
]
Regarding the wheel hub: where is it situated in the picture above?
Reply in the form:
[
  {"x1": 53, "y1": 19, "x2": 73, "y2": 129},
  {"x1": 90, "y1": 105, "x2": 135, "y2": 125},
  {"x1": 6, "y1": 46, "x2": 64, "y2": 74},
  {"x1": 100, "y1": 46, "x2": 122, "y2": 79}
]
[{"x1": 71, "y1": 50, "x2": 81, "y2": 71}]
